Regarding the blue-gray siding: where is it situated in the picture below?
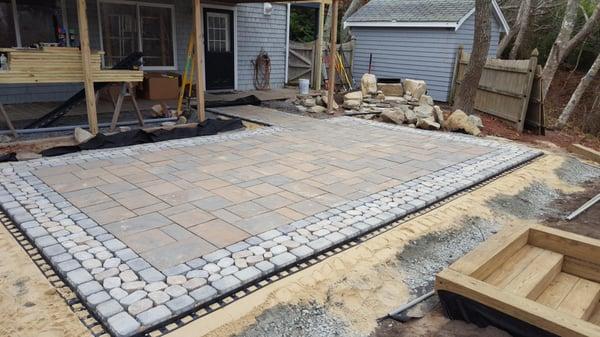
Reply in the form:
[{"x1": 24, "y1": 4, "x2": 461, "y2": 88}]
[
  {"x1": 351, "y1": 14, "x2": 501, "y2": 102},
  {"x1": 0, "y1": 1, "x2": 288, "y2": 104}
]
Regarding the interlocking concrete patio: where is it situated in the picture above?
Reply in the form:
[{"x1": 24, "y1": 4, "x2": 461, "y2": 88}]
[
  {"x1": 35, "y1": 107, "x2": 490, "y2": 270},
  {"x1": 0, "y1": 106, "x2": 542, "y2": 336}
]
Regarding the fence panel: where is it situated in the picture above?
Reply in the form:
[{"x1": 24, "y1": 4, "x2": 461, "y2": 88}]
[
  {"x1": 451, "y1": 49, "x2": 541, "y2": 133},
  {"x1": 288, "y1": 41, "x2": 315, "y2": 86}
]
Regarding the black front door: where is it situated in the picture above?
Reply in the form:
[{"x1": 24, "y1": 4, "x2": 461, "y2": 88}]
[{"x1": 204, "y1": 8, "x2": 234, "y2": 90}]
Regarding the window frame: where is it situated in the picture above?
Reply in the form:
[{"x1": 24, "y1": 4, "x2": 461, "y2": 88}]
[
  {"x1": 3, "y1": 0, "x2": 71, "y2": 48},
  {"x1": 97, "y1": 0, "x2": 178, "y2": 71}
]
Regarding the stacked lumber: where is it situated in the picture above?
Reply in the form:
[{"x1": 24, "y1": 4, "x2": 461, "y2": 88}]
[
  {"x1": 436, "y1": 225, "x2": 600, "y2": 337},
  {"x1": 0, "y1": 47, "x2": 142, "y2": 84}
]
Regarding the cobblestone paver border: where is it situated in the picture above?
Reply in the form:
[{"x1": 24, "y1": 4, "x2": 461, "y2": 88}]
[{"x1": 0, "y1": 117, "x2": 542, "y2": 336}]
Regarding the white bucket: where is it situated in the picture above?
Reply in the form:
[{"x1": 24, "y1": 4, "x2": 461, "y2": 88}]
[{"x1": 299, "y1": 79, "x2": 310, "y2": 95}]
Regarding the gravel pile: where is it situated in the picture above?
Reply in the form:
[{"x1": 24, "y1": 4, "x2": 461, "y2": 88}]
[
  {"x1": 393, "y1": 216, "x2": 501, "y2": 294},
  {"x1": 555, "y1": 157, "x2": 600, "y2": 185},
  {"x1": 234, "y1": 302, "x2": 357, "y2": 337},
  {"x1": 488, "y1": 182, "x2": 560, "y2": 219}
]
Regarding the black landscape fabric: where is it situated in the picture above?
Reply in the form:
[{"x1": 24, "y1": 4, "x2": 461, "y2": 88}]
[
  {"x1": 437, "y1": 290, "x2": 558, "y2": 337},
  {"x1": 39, "y1": 118, "x2": 244, "y2": 157}
]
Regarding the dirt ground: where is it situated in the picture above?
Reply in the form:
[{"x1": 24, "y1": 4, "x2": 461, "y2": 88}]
[{"x1": 0, "y1": 223, "x2": 89, "y2": 337}]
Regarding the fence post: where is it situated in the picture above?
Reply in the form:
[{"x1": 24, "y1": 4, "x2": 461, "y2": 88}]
[
  {"x1": 517, "y1": 48, "x2": 539, "y2": 132},
  {"x1": 449, "y1": 45, "x2": 464, "y2": 105}
]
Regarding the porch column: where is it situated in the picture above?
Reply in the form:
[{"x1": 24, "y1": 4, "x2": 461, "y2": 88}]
[
  {"x1": 194, "y1": 0, "x2": 206, "y2": 122},
  {"x1": 326, "y1": 0, "x2": 339, "y2": 114},
  {"x1": 314, "y1": 1, "x2": 325, "y2": 90},
  {"x1": 76, "y1": 0, "x2": 99, "y2": 134}
]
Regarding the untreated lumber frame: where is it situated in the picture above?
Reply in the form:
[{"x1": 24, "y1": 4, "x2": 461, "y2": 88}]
[
  {"x1": 436, "y1": 225, "x2": 600, "y2": 337},
  {"x1": 76, "y1": 0, "x2": 99, "y2": 135}
]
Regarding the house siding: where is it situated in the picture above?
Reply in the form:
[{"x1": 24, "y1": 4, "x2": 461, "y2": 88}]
[
  {"x1": 351, "y1": 14, "x2": 501, "y2": 102},
  {"x1": 0, "y1": 0, "x2": 288, "y2": 104}
]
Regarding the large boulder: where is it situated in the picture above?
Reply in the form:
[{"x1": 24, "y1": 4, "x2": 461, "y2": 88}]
[
  {"x1": 361, "y1": 73, "x2": 378, "y2": 97},
  {"x1": 378, "y1": 83, "x2": 404, "y2": 97},
  {"x1": 433, "y1": 105, "x2": 445, "y2": 125},
  {"x1": 344, "y1": 91, "x2": 363, "y2": 101},
  {"x1": 309, "y1": 105, "x2": 327, "y2": 114},
  {"x1": 74, "y1": 127, "x2": 94, "y2": 144},
  {"x1": 402, "y1": 106, "x2": 417, "y2": 124},
  {"x1": 419, "y1": 95, "x2": 434, "y2": 106},
  {"x1": 416, "y1": 117, "x2": 440, "y2": 130},
  {"x1": 380, "y1": 109, "x2": 406, "y2": 125},
  {"x1": 343, "y1": 100, "x2": 362, "y2": 110},
  {"x1": 302, "y1": 98, "x2": 316, "y2": 107},
  {"x1": 468, "y1": 115, "x2": 484, "y2": 128},
  {"x1": 446, "y1": 110, "x2": 481, "y2": 136},
  {"x1": 402, "y1": 79, "x2": 427, "y2": 100},
  {"x1": 414, "y1": 104, "x2": 434, "y2": 119}
]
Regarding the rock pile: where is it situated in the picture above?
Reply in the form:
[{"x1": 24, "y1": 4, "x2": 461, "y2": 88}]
[
  {"x1": 294, "y1": 93, "x2": 337, "y2": 114},
  {"x1": 344, "y1": 75, "x2": 444, "y2": 130},
  {"x1": 346, "y1": 74, "x2": 484, "y2": 136}
]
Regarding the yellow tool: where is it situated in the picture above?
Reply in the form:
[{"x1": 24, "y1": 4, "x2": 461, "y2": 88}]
[
  {"x1": 177, "y1": 33, "x2": 197, "y2": 116},
  {"x1": 336, "y1": 51, "x2": 352, "y2": 90}
]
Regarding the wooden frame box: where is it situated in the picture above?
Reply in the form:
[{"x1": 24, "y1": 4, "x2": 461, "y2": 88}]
[{"x1": 436, "y1": 225, "x2": 600, "y2": 337}]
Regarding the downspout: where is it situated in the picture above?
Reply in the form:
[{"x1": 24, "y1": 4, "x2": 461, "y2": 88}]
[{"x1": 285, "y1": 3, "x2": 291, "y2": 84}]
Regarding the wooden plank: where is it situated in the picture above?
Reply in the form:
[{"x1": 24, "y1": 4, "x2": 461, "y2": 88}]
[
  {"x1": 76, "y1": 0, "x2": 98, "y2": 135},
  {"x1": 449, "y1": 226, "x2": 529, "y2": 280},
  {"x1": 517, "y1": 50, "x2": 539, "y2": 132},
  {"x1": 436, "y1": 268, "x2": 600, "y2": 337},
  {"x1": 326, "y1": 0, "x2": 339, "y2": 114},
  {"x1": 569, "y1": 144, "x2": 600, "y2": 164},
  {"x1": 314, "y1": 1, "x2": 325, "y2": 90},
  {"x1": 193, "y1": 0, "x2": 206, "y2": 122},
  {"x1": 529, "y1": 225, "x2": 600, "y2": 266},
  {"x1": 536, "y1": 272, "x2": 579, "y2": 309},
  {"x1": 563, "y1": 256, "x2": 600, "y2": 284},
  {"x1": 503, "y1": 249, "x2": 563, "y2": 299},
  {"x1": 485, "y1": 244, "x2": 545, "y2": 287},
  {"x1": 589, "y1": 302, "x2": 600, "y2": 325},
  {"x1": 557, "y1": 278, "x2": 600, "y2": 320}
]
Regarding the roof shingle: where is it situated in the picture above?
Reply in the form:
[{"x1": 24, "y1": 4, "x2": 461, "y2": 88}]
[{"x1": 346, "y1": 0, "x2": 476, "y2": 24}]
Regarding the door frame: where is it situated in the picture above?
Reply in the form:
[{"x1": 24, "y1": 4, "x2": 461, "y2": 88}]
[{"x1": 202, "y1": 3, "x2": 237, "y2": 91}]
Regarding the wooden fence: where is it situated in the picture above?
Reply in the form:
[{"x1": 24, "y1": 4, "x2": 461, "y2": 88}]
[
  {"x1": 288, "y1": 40, "x2": 353, "y2": 88},
  {"x1": 451, "y1": 48, "x2": 544, "y2": 133}
]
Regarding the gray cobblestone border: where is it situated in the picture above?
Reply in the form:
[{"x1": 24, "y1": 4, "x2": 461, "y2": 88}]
[{"x1": 0, "y1": 117, "x2": 542, "y2": 336}]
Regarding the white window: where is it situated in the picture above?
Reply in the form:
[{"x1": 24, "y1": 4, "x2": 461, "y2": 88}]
[
  {"x1": 0, "y1": 0, "x2": 68, "y2": 48},
  {"x1": 206, "y1": 12, "x2": 230, "y2": 53},
  {"x1": 98, "y1": 1, "x2": 176, "y2": 70}
]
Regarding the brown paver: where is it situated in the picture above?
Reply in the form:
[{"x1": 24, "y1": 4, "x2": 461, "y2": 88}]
[{"x1": 35, "y1": 108, "x2": 495, "y2": 271}]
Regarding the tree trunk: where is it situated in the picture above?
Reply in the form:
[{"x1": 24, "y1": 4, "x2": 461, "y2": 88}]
[
  {"x1": 453, "y1": 0, "x2": 492, "y2": 115},
  {"x1": 556, "y1": 52, "x2": 600, "y2": 128},
  {"x1": 541, "y1": 1, "x2": 600, "y2": 98},
  {"x1": 324, "y1": 4, "x2": 333, "y2": 42},
  {"x1": 496, "y1": 0, "x2": 526, "y2": 58},
  {"x1": 508, "y1": 0, "x2": 533, "y2": 59},
  {"x1": 340, "y1": 0, "x2": 364, "y2": 43}
]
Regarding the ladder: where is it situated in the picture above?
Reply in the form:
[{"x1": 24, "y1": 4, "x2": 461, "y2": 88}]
[{"x1": 177, "y1": 33, "x2": 197, "y2": 116}]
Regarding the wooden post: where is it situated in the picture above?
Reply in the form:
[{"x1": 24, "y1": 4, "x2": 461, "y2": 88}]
[
  {"x1": 194, "y1": 0, "x2": 206, "y2": 122},
  {"x1": 326, "y1": 0, "x2": 339, "y2": 114},
  {"x1": 449, "y1": 44, "x2": 464, "y2": 105},
  {"x1": 76, "y1": 0, "x2": 99, "y2": 135},
  {"x1": 314, "y1": 1, "x2": 325, "y2": 90}
]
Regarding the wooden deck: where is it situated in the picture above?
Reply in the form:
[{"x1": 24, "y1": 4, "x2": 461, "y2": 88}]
[{"x1": 436, "y1": 225, "x2": 600, "y2": 337}]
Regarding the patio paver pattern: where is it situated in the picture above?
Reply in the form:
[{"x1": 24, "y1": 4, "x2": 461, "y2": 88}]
[{"x1": 0, "y1": 110, "x2": 542, "y2": 337}]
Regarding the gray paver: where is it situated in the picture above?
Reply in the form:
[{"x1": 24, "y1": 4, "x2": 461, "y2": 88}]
[
  {"x1": 67, "y1": 268, "x2": 93, "y2": 285},
  {"x1": 107, "y1": 312, "x2": 140, "y2": 337},
  {"x1": 212, "y1": 275, "x2": 241, "y2": 294},
  {"x1": 78, "y1": 280, "x2": 104, "y2": 297},
  {"x1": 233, "y1": 266, "x2": 261, "y2": 283},
  {"x1": 190, "y1": 285, "x2": 218, "y2": 302},
  {"x1": 97, "y1": 299, "x2": 124, "y2": 320},
  {"x1": 290, "y1": 245, "x2": 314, "y2": 259},
  {"x1": 136, "y1": 305, "x2": 171, "y2": 326},
  {"x1": 254, "y1": 261, "x2": 275, "y2": 274},
  {"x1": 139, "y1": 268, "x2": 166, "y2": 283},
  {"x1": 165, "y1": 295, "x2": 194, "y2": 315}
]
